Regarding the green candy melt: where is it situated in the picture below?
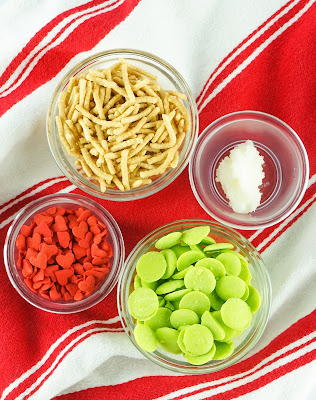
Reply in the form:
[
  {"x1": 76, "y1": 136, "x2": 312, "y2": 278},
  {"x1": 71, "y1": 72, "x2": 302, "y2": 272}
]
[
  {"x1": 156, "y1": 279, "x2": 184, "y2": 295},
  {"x1": 177, "y1": 326, "x2": 190, "y2": 354},
  {"x1": 128, "y1": 287, "x2": 159, "y2": 321},
  {"x1": 155, "y1": 232, "x2": 182, "y2": 250},
  {"x1": 204, "y1": 243, "x2": 234, "y2": 252},
  {"x1": 141, "y1": 279, "x2": 160, "y2": 291},
  {"x1": 134, "y1": 274, "x2": 142, "y2": 290},
  {"x1": 136, "y1": 251, "x2": 167, "y2": 283},
  {"x1": 241, "y1": 284, "x2": 250, "y2": 301},
  {"x1": 216, "y1": 276, "x2": 246, "y2": 301},
  {"x1": 184, "y1": 344, "x2": 216, "y2": 365},
  {"x1": 177, "y1": 251, "x2": 204, "y2": 271},
  {"x1": 201, "y1": 311, "x2": 225, "y2": 341},
  {"x1": 145, "y1": 307, "x2": 172, "y2": 331},
  {"x1": 156, "y1": 327, "x2": 181, "y2": 354},
  {"x1": 246, "y1": 286, "x2": 261, "y2": 313},
  {"x1": 189, "y1": 244, "x2": 207, "y2": 258},
  {"x1": 221, "y1": 298, "x2": 252, "y2": 330},
  {"x1": 182, "y1": 226, "x2": 211, "y2": 245},
  {"x1": 170, "y1": 309, "x2": 200, "y2": 330},
  {"x1": 212, "y1": 311, "x2": 241, "y2": 342},
  {"x1": 200, "y1": 236, "x2": 216, "y2": 245},
  {"x1": 207, "y1": 291, "x2": 225, "y2": 311},
  {"x1": 165, "y1": 301, "x2": 175, "y2": 311},
  {"x1": 196, "y1": 258, "x2": 226, "y2": 280},
  {"x1": 164, "y1": 288, "x2": 192, "y2": 302},
  {"x1": 213, "y1": 340, "x2": 234, "y2": 360},
  {"x1": 172, "y1": 265, "x2": 194, "y2": 279},
  {"x1": 216, "y1": 253, "x2": 241, "y2": 276},
  {"x1": 184, "y1": 266, "x2": 216, "y2": 294},
  {"x1": 134, "y1": 323, "x2": 158, "y2": 353},
  {"x1": 183, "y1": 324, "x2": 214, "y2": 356},
  {"x1": 161, "y1": 249, "x2": 177, "y2": 279},
  {"x1": 171, "y1": 244, "x2": 190, "y2": 258},
  {"x1": 179, "y1": 291, "x2": 211, "y2": 316}
]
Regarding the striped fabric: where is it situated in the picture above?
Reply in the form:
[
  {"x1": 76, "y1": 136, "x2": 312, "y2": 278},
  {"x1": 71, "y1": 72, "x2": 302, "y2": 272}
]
[{"x1": 0, "y1": 0, "x2": 315, "y2": 399}]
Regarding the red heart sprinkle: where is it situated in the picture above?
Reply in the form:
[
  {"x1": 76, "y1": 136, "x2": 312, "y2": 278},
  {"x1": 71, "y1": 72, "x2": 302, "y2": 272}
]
[
  {"x1": 40, "y1": 279, "x2": 53, "y2": 291},
  {"x1": 74, "y1": 290, "x2": 84, "y2": 301},
  {"x1": 99, "y1": 240, "x2": 110, "y2": 252},
  {"x1": 91, "y1": 243, "x2": 107, "y2": 259},
  {"x1": 66, "y1": 283, "x2": 78, "y2": 296},
  {"x1": 25, "y1": 278, "x2": 38, "y2": 293},
  {"x1": 73, "y1": 243, "x2": 87, "y2": 260},
  {"x1": 50, "y1": 284, "x2": 61, "y2": 300},
  {"x1": 46, "y1": 207, "x2": 57, "y2": 215},
  {"x1": 30, "y1": 252, "x2": 48, "y2": 269},
  {"x1": 73, "y1": 263, "x2": 85, "y2": 275},
  {"x1": 17, "y1": 253, "x2": 23, "y2": 269},
  {"x1": 26, "y1": 232, "x2": 41, "y2": 251},
  {"x1": 51, "y1": 215, "x2": 68, "y2": 232},
  {"x1": 34, "y1": 213, "x2": 53, "y2": 226},
  {"x1": 20, "y1": 222, "x2": 36, "y2": 237},
  {"x1": 67, "y1": 214, "x2": 79, "y2": 229},
  {"x1": 44, "y1": 265, "x2": 59, "y2": 277},
  {"x1": 75, "y1": 208, "x2": 85, "y2": 217},
  {"x1": 78, "y1": 232, "x2": 93, "y2": 248},
  {"x1": 63, "y1": 291, "x2": 73, "y2": 301},
  {"x1": 22, "y1": 259, "x2": 33, "y2": 278},
  {"x1": 57, "y1": 231, "x2": 70, "y2": 248},
  {"x1": 33, "y1": 268, "x2": 45, "y2": 283},
  {"x1": 72, "y1": 221, "x2": 88, "y2": 240},
  {"x1": 43, "y1": 237, "x2": 53, "y2": 245},
  {"x1": 69, "y1": 275, "x2": 80, "y2": 284},
  {"x1": 55, "y1": 269, "x2": 74, "y2": 286},
  {"x1": 56, "y1": 252, "x2": 74, "y2": 268},
  {"x1": 87, "y1": 216, "x2": 98, "y2": 227},
  {"x1": 78, "y1": 275, "x2": 96, "y2": 293},
  {"x1": 39, "y1": 243, "x2": 58, "y2": 259},
  {"x1": 25, "y1": 248, "x2": 38, "y2": 260},
  {"x1": 85, "y1": 269, "x2": 105, "y2": 282},
  {"x1": 34, "y1": 222, "x2": 53, "y2": 237},
  {"x1": 90, "y1": 225, "x2": 101, "y2": 235},
  {"x1": 83, "y1": 262, "x2": 94, "y2": 271},
  {"x1": 16, "y1": 234, "x2": 26, "y2": 251},
  {"x1": 55, "y1": 207, "x2": 66, "y2": 216},
  {"x1": 92, "y1": 257, "x2": 109, "y2": 266},
  {"x1": 77, "y1": 209, "x2": 92, "y2": 222}
]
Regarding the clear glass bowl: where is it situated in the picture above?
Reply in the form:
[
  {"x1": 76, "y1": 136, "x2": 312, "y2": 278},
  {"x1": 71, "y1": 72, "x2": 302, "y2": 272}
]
[
  {"x1": 189, "y1": 111, "x2": 309, "y2": 230},
  {"x1": 47, "y1": 49, "x2": 198, "y2": 201},
  {"x1": 117, "y1": 219, "x2": 271, "y2": 374},
  {"x1": 4, "y1": 194, "x2": 125, "y2": 313}
]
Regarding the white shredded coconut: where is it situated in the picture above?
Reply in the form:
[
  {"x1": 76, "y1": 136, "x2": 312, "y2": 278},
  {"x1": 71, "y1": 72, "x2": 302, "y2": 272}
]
[{"x1": 215, "y1": 140, "x2": 265, "y2": 214}]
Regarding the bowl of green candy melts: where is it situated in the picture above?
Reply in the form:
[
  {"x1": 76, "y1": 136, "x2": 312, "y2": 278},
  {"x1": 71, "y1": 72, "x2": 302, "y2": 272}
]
[{"x1": 117, "y1": 220, "x2": 272, "y2": 374}]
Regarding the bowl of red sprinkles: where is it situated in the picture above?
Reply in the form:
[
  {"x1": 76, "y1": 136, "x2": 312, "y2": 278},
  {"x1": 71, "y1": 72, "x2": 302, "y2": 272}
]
[{"x1": 4, "y1": 193, "x2": 124, "y2": 313}]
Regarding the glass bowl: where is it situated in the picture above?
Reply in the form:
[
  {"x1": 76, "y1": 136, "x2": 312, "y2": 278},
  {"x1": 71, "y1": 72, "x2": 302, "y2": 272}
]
[
  {"x1": 4, "y1": 193, "x2": 124, "y2": 313},
  {"x1": 189, "y1": 111, "x2": 309, "y2": 230},
  {"x1": 117, "y1": 219, "x2": 271, "y2": 374},
  {"x1": 47, "y1": 49, "x2": 198, "y2": 201}
]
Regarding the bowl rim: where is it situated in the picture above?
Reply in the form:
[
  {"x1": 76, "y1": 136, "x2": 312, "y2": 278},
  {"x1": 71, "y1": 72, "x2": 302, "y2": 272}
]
[
  {"x1": 189, "y1": 110, "x2": 310, "y2": 230},
  {"x1": 47, "y1": 48, "x2": 199, "y2": 202},
  {"x1": 4, "y1": 193, "x2": 125, "y2": 313},
  {"x1": 117, "y1": 218, "x2": 272, "y2": 374}
]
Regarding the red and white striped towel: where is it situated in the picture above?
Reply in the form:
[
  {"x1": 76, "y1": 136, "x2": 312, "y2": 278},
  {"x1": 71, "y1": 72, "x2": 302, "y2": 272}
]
[{"x1": 0, "y1": 1, "x2": 315, "y2": 399}]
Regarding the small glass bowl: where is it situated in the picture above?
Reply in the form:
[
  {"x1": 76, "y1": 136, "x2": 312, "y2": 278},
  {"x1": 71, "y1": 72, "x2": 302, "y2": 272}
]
[
  {"x1": 47, "y1": 49, "x2": 198, "y2": 201},
  {"x1": 4, "y1": 194, "x2": 124, "y2": 313},
  {"x1": 189, "y1": 111, "x2": 309, "y2": 230},
  {"x1": 117, "y1": 219, "x2": 271, "y2": 374}
]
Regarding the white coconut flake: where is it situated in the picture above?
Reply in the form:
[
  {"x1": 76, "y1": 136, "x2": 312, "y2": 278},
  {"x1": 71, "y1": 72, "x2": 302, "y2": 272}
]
[{"x1": 215, "y1": 140, "x2": 265, "y2": 214}]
